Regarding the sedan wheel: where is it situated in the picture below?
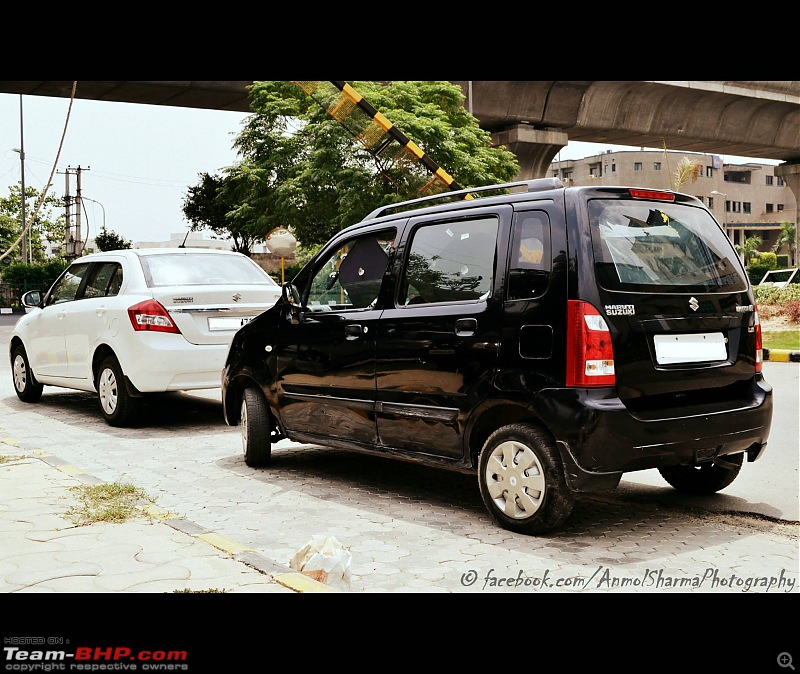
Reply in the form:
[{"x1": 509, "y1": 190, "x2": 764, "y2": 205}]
[
  {"x1": 11, "y1": 344, "x2": 43, "y2": 403},
  {"x1": 96, "y1": 356, "x2": 137, "y2": 427}
]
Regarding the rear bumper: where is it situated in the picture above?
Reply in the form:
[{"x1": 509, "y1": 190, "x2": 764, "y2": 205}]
[
  {"x1": 116, "y1": 333, "x2": 228, "y2": 391},
  {"x1": 533, "y1": 377, "x2": 773, "y2": 492}
]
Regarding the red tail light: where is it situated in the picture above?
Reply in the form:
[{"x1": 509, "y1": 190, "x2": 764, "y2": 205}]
[
  {"x1": 566, "y1": 300, "x2": 615, "y2": 387},
  {"x1": 754, "y1": 304, "x2": 763, "y2": 373},
  {"x1": 127, "y1": 299, "x2": 181, "y2": 334}
]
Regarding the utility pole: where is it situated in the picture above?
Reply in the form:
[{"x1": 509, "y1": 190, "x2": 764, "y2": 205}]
[
  {"x1": 61, "y1": 165, "x2": 90, "y2": 260},
  {"x1": 19, "y1": 95, "x2": 27, "y2": 263}
]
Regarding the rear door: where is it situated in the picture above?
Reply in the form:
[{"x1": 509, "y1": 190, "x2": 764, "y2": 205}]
[{"x1": 585, "y1": 190, "x2": 757, "y2": 409}]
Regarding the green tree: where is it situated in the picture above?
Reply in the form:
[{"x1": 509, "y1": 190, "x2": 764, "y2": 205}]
[
  {"x1": 93, "y1": 228, "x2": 132, "y2": 252},
  {"x1": 183, "y1": 81, "x2": 520, "y2": 250},
  {"x1": 735, "y1": 235, "x2": 763, "y2": 267},
  {"x1": 772, "y1": 222, "x2": 796, "y2": 267},
  {"x1": 0, "y1": 183, "x2": 66, "y2": 264},
  {"x1": 182, "y1": 172, "x2": 259, "y2": 254}
]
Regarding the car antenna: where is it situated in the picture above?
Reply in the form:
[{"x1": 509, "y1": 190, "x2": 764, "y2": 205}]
[{"x1": 179, "y1": 228, "x2": 191, "y2": 248}]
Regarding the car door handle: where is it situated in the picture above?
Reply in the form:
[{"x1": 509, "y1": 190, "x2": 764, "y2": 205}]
[
  {"x1": 345, "y1": 324, "x2": 364, "y2": 340},
  {"x1": 455, "y1": 318, "x2": 477, "y2": 336}
]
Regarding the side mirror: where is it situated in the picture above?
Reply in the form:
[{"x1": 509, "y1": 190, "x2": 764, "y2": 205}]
[
  {"x1": 21, "y1": 290, "x2": 42, "y2": 308},
  {"x1": 281, "y1": 282, "x2": 304, "y2": 324}
]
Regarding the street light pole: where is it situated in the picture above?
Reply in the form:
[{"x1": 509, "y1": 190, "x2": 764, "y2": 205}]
[{"x1": 711, "y1": 189, "x2": 728, "y2": 232}]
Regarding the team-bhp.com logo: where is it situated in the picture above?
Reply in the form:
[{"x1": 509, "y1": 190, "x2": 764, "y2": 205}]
[{"x1": 3, "y1": 645, "x2": 189, "y2": 671}]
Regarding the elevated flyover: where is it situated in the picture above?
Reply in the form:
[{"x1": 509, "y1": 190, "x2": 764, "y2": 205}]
[{"x1": 2, "y1": 80, "x2": 798, "y2": 206}]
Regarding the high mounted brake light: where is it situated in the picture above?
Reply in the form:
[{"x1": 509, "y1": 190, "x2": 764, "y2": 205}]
[{"x1": 628, "y1": 188, "x2": 675, "y2": 202}]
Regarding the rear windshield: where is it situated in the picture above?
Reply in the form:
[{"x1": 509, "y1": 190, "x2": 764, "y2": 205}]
[
  {"x1": 140, "y1": 254, "x2": 278, "y2": 287},
  {"x1": 589, "y1": 199, "x2": 748, "y2": 293}
]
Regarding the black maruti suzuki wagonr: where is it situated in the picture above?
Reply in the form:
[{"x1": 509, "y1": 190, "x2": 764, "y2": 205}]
[{"x1": 222, "y1": 178, "x2": 773, "y2": 534}]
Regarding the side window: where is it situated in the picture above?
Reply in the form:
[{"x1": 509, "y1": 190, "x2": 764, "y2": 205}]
[
  {"x1": 400, "y1": 217, "x2": 497, "y2": 305},
  {"x1": 306, "y1": 230, "x2": 395, "y2": 311},
  {"x1": 84, "y1": 263, "x2": 123, "y2": 298},
  {"x1": 507, "y1": 212, "x2": 551, "y2": 300},
  {"x1": 46, "y1": 263, "x2": 91, "y2": 305}
]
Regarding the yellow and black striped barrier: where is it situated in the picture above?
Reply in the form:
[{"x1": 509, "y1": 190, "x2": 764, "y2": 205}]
[{"x1": 294, "y1": 81, "x2": 472, "y2": 200}]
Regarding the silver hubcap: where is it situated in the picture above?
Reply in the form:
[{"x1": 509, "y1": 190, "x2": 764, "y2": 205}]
[
  {"x1": 485, "y1": 439, "x2": 546, "y2": 520},
  {"x1": 98, "y1": 367, "x2": 118, "y2": 415},
  {"x1": 12, "y1": 354, "x2": 27, "y2": 392}
]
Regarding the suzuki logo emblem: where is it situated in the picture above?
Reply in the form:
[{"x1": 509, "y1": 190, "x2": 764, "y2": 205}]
[
  {"x1": 232, "y1": 293, "x2": 242, "y2": 302},
  {"x1": 689, "y1": 297, "x2": 699, "y2": 312}
]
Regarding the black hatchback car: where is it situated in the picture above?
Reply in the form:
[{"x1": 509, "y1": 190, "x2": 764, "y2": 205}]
[{"x1": 222, "y1": 178, "x2": 773, "y2": 535}]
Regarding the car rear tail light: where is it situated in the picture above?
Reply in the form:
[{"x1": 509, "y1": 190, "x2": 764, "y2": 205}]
[
  {"x1": 566, "y1": 300, "x2": 615, "y2": 387},
  {"x1": 754, "y1": 304, "x2": 763, "y2": 373},
  {"x1": 127, "y1": 299, "x2": 181, "y2": 334}
]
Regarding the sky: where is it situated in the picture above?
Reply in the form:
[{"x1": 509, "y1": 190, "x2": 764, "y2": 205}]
[{"x1": 0, "y1": 91, "x2": 782, "y2": 248}]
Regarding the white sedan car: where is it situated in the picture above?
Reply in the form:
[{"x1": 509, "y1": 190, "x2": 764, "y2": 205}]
[{"x1": 9, "y1": 248, "x2": 281, "y2": 426}]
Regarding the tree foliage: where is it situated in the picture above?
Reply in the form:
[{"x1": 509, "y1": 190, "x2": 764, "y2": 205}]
[
  {"x1": 93, "y1": 228, "x2": 132, "y2": 251},
  {"x1": 772, "y1": 222, "x2": 796, "y2": 266},
  {"x1": 1, "y1": 259, "x2": 68, "y2": 290},
  {"x1": 735, "y1": 235, "x2": 763, "y2": 266},
  {"x1": 182, "y1": 81, "x2": 520, "y2": 251},
  {"x1": 0, "y1": 183, "x2": 66, "y2": 264},
  {"x1": 182, "y1": 172, "x2": 257, "y2": 254},
  {"x1": 671, "y1": 157, "x2": 703, "y2": 191}
]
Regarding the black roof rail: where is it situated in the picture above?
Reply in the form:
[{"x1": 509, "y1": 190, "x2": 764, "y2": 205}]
[{"x1": 363, "y1": 177, "x2": 565, "y2": 221}]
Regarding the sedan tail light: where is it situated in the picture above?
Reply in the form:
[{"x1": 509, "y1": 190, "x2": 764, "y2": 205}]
[{"x1": 127, "y1": 299, "x2": 181, "y2": 334}]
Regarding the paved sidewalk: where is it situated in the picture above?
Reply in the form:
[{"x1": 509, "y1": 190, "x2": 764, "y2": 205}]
[{"x1": 0, "y1": 448, "x2": 333, "y2": 594}]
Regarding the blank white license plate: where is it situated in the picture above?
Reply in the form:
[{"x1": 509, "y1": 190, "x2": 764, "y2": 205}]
[
  {"x1": 208, "y1": 316, "x2": 254, "y2": 331},
  {"x1": 653, "y1": 332, "x2": 727, "y2": 365}
]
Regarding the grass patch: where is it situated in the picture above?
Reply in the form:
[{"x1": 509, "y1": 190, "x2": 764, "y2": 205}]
[
  {"x1": 762, "y1": 330, "x2": 800, "y2": 351},
  {"x1": 173, "y1": 588, "x2": 230, "y2": 593},
  {"x1": 67, "y1": 482, "x2": 155, "y2": 525}
]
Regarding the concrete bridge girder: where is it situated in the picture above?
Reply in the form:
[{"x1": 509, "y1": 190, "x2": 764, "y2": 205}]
[{"x1": 490, "y1": 126, "x2": 568, "y2": 180}]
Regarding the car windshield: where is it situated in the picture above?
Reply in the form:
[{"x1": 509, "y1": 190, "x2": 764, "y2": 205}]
[
  {"x1": 139, "y1": 254, "x2": 277, "y2": 287},
  {"x1": 589, "y1": 199, "x2": 748, "y2": 293}
]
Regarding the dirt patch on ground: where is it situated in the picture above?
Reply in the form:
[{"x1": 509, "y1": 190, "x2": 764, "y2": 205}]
[{"x1": 759, "y1": 308, "x2": 799, "y2": 331}]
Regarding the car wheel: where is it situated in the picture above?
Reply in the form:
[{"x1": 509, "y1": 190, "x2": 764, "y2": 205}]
[
  {"x1": 96, "y1": 356, "x2": 137, "y2": 427},
  {"x1": 658, "y1": 453, "x2": 744, "y2": 494},
  {"x1": 478, "y1": 423, "x2": 574, "y2": 535},
  {"x1": 241, "y1": 387, "x2": 272, "y2": 467},
  {"x1": 11, "y1": 344, "x2": 43, "y2": 403}
]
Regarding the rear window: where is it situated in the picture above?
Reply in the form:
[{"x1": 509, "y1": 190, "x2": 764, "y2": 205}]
[
  {"x1": 589, "y1": 199, "x2": 748, "y2": 293},
  {"x1": 140, "y1": 254, "x2": 278, "y2": 287}
]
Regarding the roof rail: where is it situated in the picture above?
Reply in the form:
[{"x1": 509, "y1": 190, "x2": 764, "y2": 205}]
[{"x1": 363, "y1": 177, "x2": 565, "y2": 221}]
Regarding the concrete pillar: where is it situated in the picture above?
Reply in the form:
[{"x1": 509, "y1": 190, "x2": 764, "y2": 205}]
[
  {"x1": 491, "y1": 125, "x2": 569, "y2": 180},
  {"x1": 774, "y1": 162, "x2": 800, "y2": 266}
]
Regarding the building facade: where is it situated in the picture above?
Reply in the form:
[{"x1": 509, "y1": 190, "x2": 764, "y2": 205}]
[{"x1": 550, "y1": 150, "x2": 796, "y2": 259}]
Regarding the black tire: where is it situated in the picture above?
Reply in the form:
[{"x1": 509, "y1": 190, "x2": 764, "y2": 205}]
[
  {"x1": 478, "y1": 423, "x2": 574, "y2": 535},
  {"x1": 241, "y1": 387, "x2": 272, "y2": 467},
  {"x1": 11, "y1": 343, "x2": 43, "y2": 403},
  {"x1": 658, "y1": 453, "x2": 744, "y2": 494},
  {"x1": 96, "y1": 356, "x2": 137, "y2": 427}
]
